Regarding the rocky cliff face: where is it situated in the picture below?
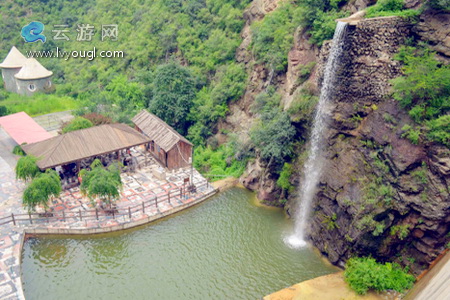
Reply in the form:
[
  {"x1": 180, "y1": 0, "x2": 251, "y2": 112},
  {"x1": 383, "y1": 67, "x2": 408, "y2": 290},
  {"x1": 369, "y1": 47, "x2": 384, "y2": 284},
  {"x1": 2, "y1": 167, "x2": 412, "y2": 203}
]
[
  {"x1": 219, "y1": 0, "x2": 285, "y2": 203},
  {"x1": 306, "y1": 16, "x2": 449, "y2": 273},
  {"x1": 221, "y1": 1, "x2": 449, "y2": 273}
]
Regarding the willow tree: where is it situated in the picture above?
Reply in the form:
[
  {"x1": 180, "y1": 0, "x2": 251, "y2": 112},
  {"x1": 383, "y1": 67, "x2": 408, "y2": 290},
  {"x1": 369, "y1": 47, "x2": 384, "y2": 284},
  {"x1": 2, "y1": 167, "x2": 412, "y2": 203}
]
[
  {"x1": 23, "y1": 170, "x2": 62, "y2": 212},
  {"x1": 79, "y1": 159, "x2": 122, "y2": 208},
  {"x1": 15, "y1": 155, "x2": 41, "y2": 181}
]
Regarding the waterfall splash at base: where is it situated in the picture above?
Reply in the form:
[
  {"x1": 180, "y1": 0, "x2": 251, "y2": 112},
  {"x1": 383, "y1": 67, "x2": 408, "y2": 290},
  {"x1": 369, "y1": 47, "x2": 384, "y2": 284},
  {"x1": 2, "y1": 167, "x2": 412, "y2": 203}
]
[{"x1": 286, "y1": 22, "x2": 348, "y2": 249}]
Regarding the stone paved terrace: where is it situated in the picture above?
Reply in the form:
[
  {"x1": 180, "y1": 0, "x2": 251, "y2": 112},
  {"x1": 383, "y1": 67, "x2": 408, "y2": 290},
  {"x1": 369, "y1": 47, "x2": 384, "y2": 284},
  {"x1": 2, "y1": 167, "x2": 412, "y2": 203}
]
[{"x1": 0, "y1": 155, "x2": 216, "y2": 299}]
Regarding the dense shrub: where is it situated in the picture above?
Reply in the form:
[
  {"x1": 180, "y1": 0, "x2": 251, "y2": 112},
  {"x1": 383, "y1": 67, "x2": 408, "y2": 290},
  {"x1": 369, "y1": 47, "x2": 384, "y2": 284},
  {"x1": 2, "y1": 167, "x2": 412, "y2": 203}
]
[
  {"x1": 193, "y1": 144, "x2": 247, "y2": 181},
  {"x1": 61, "y1": 116, "x2": 94, "y2": 134},
  {"x1": 427, "y1": 0, "x2": 450, "y2": 10},
  {"x1": 345, "y1": 257, "x2": 415, "y2": 295},
  {"x1": 277, "y1": 163, "x2": 294, "y2": 192},
  {"x1": 251, "y1": 2, "x2": 300, "y2": 72},
  {"x1": 12, "y1": 145, "x2": 25, "y2": 156},
  {"x1": 365, "y1": 0, "x2": 420, "y2": 18},
  {"x1": 426, "y1": 115, "x2": 450, "y2": 146},
  {"x1": 393, "y1": 46, "x2": 450, "y2": 146},
  {"x1": 82, "y1": 113, "x2": 112, "y2": 126},
  {"x1": 0, "y1": 105, "x2": 8, "y2": 116}
]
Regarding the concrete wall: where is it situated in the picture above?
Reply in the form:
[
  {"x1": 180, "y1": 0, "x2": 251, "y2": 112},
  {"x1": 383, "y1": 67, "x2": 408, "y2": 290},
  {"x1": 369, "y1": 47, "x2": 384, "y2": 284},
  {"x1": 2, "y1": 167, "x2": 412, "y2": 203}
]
[
  {"x1": 16, "y1": 77, "x2": 52, "y2": 96},
  {"x1": 1, "y1": 68, "x2": 21, "y2": 93}
]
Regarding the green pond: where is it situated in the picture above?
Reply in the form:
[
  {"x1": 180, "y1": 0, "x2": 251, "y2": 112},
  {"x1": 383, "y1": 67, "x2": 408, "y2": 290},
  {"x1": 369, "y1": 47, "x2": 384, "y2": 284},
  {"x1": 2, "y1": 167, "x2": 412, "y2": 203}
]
[{"x1": 21, "y1": 187, "x2": 336, "y2": 300}]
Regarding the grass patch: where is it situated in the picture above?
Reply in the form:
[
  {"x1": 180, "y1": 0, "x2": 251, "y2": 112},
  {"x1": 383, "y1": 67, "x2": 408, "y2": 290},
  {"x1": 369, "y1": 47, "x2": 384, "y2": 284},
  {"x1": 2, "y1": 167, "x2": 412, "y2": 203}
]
[{"x1": 0, "y1": 93, "x2": 79, "y2": 116}]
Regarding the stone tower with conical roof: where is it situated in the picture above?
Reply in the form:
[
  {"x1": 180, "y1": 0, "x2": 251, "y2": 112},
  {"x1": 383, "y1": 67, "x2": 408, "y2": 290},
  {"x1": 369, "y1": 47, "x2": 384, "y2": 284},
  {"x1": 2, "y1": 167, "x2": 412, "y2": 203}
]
[
  {"x1": 14, "y1": 58, "x2": 53, "y2": 96},
  {"x1": 0, "y1": 46, "x2": 28, "y2": 93},
  {"x1": 0, "y1": 47, "x2": 53, "y2": 96}
]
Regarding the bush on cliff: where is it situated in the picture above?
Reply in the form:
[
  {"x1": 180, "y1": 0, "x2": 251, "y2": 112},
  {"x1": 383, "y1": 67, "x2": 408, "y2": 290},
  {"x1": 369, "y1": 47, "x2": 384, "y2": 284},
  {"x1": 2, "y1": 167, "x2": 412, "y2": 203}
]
[
  {"x1": 344, "y1": 257, "x2": 415, "y2": 295},
  {"x1": 366, "y1": 0, "x2": 420, "y2": 18},
  {"x1": 392, "y1": 46, "x2": 450, "y2": 146}
]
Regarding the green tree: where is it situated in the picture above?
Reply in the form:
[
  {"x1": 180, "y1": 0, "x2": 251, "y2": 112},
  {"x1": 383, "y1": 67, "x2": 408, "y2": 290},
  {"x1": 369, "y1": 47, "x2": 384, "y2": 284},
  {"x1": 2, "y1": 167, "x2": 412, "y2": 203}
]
[
  {"x1": 79, "y1": 159, "x2": 122, "y2": 207},
  {"x1": 23, "y1": 170, "x2": 62, "y2": 212},
  {"x1": 105, "y1": 74, "x2": 145, "y2": 109},
  {"x1": 15, "y1": 155, "x2": 41, "y2": 181},
  {"x1": 251, "y1": 110, "x2": 296, "y2": 167},
  {"x1": 149, "y1": 62, "x2": 197, "y2": 135},
  {"x1": 61, "y1": 116, "x2": 94, "y2": 134}
]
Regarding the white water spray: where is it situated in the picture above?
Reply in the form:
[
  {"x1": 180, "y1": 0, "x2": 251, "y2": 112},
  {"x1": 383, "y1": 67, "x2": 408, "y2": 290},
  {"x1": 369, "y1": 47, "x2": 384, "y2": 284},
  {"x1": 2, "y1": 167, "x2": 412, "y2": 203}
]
[{"x1": 286, "y1": 22, "x2": 348, "y2": 249}]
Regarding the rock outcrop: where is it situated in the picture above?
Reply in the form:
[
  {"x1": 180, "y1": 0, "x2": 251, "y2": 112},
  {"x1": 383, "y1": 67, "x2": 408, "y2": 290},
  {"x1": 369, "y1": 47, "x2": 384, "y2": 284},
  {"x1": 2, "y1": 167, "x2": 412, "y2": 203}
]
[
  {"x1": 220, "y1": 0, "x2": 285, "y2": 204},
  {"x1": 413, "y1": 9, "x2": 450, "y2": 59}
]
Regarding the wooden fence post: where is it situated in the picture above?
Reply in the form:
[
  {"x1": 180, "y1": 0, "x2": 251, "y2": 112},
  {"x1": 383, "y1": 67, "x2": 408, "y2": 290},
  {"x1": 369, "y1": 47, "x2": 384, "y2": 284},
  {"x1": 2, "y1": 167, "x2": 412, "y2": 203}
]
[
  {"x1": 156, "y1": 195, "x2": 158, "y2": 207},
  {"x1": 96, "y1": 208, "x2": 99, "y2": 220},
  {"x1": 142, "y1": 201, "x2": 145, "y2": 214},
  {"x1": 128, "y1": 207, "x2": 131, "y2": 219},
  {"x1": 29, "y1": 212, "x2": 32, "y2": 224},
  {"x1": 11, "y1": 213, "x2": 15, "y2": 226},
  {"x1": 62, "y1": 211, "x2": 65, "y2": 222},
  {"x1": 112, "y1": 209, "x2": 115, "y2": 219},
  {"x1": 79, "y1": 209, "x2": 82, "y2": 221},
  {"x1": 180, "y1": 188, "x2": 182, "y2": 200}
]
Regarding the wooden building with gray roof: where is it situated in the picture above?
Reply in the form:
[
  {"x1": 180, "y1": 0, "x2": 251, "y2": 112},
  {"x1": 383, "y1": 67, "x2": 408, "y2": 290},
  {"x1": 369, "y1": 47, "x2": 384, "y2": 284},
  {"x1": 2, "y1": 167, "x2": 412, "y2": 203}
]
[{"x1": 132, "y1": 109, "x2": 193, "y2": 170}]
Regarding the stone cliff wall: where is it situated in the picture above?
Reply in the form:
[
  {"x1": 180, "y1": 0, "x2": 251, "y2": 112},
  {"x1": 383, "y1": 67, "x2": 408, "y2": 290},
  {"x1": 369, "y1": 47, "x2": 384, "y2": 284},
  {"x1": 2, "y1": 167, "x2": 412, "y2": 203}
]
[{"x1": 306, "y1": 16, "x2": 449, "y2": 273}]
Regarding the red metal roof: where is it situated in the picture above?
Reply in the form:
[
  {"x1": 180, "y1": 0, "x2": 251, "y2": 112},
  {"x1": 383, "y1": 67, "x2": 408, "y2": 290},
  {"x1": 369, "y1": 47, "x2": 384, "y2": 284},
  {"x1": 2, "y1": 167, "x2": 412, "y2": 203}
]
[{"x1": 0, "y1": 112, "x2": 52, "y2": 145}]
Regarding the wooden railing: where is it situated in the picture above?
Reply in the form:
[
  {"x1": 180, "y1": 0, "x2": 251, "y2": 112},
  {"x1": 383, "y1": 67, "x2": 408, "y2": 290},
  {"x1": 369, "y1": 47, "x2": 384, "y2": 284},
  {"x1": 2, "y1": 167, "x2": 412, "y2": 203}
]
[{"x1": 0, "y1": 181, "x2": 212, "y2": 227}]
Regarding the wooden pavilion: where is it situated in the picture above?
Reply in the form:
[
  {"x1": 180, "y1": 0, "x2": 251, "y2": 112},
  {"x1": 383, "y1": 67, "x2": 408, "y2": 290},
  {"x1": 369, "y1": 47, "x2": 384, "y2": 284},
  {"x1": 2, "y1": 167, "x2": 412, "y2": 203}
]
[
  {"x1": 21, "y1": 123, "x2": 151, "y2": 170},
  {"x1": 132, "y1": 110, "x2": 193, "y2": 170}
]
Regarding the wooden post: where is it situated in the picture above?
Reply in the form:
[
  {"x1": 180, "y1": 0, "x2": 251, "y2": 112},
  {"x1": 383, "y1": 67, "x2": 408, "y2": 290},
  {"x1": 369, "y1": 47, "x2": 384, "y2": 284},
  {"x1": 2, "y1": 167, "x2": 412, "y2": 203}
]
[
  {"x1": 156, "y1": 195, "x2": 158, "y2": 207},
  {"x1": 168, "y1": 191, "x2": 170, "y2": 204},
  {"x1": 62, "y1": 211, "x2": 65, "y2": 222},
  {"x1": 95, "y1": 208, "x2": 99, "y2": 220},
  {"x1": 29, "y1": 212, "x2": 32, "y2": 224},
  {"x1": 11, "y1": 213, "x2": 15, "y2": 226},
  {"x1": 145, "y1": 147, "x2": 148, "y2": 166},
  {"x1": 128, "y1": 207, "x2": 131, "y2": 219},
  {"x1": 79, "y1": 209, "x2": 82, "y2": 221},
  {"x1": 142, "y1": 201, "x2": 145, "y2": 214},
  {"x1": 180, "y1": 188, "x2": 182, "y2": 199},
  {"x1": 112, "y1": 209, "x2": 115, "y2": 219}
]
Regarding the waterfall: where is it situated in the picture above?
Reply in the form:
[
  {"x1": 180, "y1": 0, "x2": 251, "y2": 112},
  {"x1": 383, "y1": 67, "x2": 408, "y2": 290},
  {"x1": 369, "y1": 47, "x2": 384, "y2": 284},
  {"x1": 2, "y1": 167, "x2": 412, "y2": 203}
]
[{"x1": 287, "y1": 22, "x2": 348, "y2": 248}]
